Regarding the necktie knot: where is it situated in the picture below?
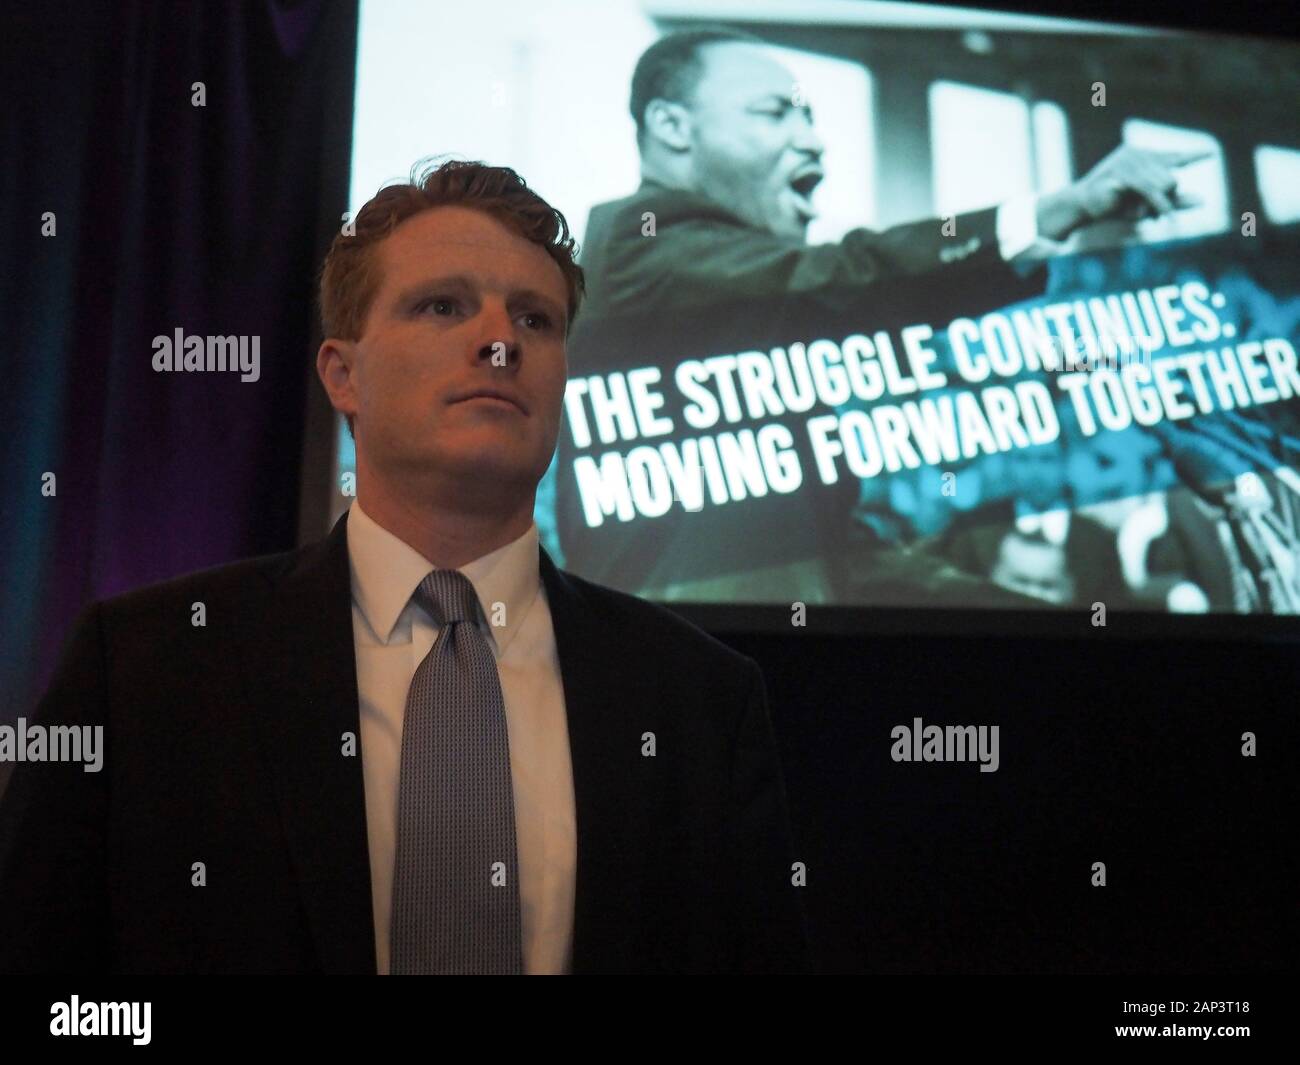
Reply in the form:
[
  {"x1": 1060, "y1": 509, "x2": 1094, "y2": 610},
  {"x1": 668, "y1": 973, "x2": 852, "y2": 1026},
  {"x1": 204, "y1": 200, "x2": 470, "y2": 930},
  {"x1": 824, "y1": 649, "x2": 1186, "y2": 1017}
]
[{"x1": 414, "y1": 569, "x2": 480, "y2": 628}]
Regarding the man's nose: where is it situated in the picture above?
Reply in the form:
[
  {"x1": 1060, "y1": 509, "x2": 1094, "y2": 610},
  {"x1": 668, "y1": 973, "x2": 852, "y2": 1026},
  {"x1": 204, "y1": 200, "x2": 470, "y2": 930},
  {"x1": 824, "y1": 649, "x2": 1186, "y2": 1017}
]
[
  {"x1": 478, "y1": 339, "x2": 520, "y2": 366},
  {"x1": 474, "y1": 303, "x2": 520, "y2": 366},
  {"x1": 791, "y1": 115, "x2": 825, "y2": 156}
]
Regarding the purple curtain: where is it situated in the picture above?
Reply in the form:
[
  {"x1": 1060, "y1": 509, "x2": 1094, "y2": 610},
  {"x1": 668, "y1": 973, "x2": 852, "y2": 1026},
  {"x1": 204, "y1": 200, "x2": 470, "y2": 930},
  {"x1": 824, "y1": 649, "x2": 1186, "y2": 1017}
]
[{"x1": 1, "y1": 0, "x2": 358, "y2": 723}]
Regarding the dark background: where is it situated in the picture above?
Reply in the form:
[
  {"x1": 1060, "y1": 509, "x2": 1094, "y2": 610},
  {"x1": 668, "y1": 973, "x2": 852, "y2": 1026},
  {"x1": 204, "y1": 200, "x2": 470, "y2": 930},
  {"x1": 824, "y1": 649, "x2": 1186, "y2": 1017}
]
[{"x1": 1, "y1": 0, "x2": 1294, "y2": 973}]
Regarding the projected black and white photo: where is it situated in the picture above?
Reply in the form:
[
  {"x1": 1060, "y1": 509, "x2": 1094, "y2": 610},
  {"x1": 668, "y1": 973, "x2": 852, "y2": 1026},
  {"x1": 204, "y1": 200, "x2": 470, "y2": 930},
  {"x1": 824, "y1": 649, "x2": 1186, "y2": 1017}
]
[{"x1": 332, "y1": 0, "x2": 1300, "y2": 615}]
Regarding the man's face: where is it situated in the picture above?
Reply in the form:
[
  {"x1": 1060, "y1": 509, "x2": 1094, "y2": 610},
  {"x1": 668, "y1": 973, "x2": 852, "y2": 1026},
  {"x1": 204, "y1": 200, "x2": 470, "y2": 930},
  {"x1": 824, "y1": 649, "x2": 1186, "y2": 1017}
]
[
  {"x1": 1014, "y1": 443, "x2": 1068, "y2": 512},
  {"x1": 683, "y1": 43, "x2": 826, "y2": 239},
  {"x1": 340, "y1": 206, "x2": 569, "y2": 508},
  {"x1": 992, "y1": 533, "x2": 1074, "y2": 605}
]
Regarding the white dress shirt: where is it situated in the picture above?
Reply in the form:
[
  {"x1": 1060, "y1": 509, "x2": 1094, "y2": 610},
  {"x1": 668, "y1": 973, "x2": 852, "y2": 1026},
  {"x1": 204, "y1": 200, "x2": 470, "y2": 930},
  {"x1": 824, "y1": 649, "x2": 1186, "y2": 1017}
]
[
  {"x1": 346, "y1": 499, "x2": 576, "y2": 975},
  {"x1": 1014, "y1": 506, "x2": 1072, "y2": 546},
  {"x1": 997, "y1": 194, "x2": 1072, "y2": 262}
]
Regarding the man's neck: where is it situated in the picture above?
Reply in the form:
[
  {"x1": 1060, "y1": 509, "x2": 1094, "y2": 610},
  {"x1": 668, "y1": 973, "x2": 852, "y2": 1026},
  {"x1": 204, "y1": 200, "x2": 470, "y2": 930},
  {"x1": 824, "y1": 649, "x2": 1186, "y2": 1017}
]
[
  {"x1": 638, "y1": 157, "x2": 693, "y2": 194},
  {"x1": 356, "y1": 477, "x2": 535, "y2": 571}
]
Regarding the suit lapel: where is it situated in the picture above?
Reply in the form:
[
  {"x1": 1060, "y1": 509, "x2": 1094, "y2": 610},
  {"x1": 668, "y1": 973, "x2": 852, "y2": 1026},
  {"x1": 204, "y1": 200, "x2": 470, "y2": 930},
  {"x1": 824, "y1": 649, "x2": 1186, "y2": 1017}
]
[
  {"x1": 539, "y1": 547, "x2": 654, "y2": 973},
  {"x1": 238, "y1": 511, "x2": 377, "y2": 974},
  {"x1": 235, "y1": 515, "x2": 650, "y2": 975}
]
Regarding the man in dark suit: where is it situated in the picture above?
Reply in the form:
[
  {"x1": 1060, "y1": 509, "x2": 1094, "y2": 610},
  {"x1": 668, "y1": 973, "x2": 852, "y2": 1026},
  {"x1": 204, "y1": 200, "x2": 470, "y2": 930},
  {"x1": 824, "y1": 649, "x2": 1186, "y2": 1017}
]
[
  {"x1": 0, "y1": 158, "x2": 810, "y2": 974},
  {"x1": 554, "y1": 27, "x2": 1207, "y2": 601}
]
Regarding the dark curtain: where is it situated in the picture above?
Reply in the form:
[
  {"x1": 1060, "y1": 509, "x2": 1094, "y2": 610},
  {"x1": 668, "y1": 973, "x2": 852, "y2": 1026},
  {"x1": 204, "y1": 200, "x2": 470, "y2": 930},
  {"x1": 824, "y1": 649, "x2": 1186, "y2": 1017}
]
[{"x1": 0, "y1": 0, "x2": 358, "y2": 727}]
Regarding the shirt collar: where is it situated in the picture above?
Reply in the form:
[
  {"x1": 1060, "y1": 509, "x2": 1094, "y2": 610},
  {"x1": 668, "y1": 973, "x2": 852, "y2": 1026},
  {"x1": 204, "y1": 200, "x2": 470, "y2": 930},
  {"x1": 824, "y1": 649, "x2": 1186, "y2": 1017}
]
[
  {"x1": 346, "y1": 498, "x2": 540, "y2": 655},
  {"x1": 1014, "y1": 507, "x2": 1071, "y2": 546}
]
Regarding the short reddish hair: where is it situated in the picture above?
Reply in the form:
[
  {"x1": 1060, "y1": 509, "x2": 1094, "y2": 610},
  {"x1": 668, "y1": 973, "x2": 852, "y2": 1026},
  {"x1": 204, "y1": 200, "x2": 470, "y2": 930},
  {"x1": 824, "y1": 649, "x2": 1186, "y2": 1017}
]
[{"x1": 319, "y1": 157, "x2": 586, "y2": 436}]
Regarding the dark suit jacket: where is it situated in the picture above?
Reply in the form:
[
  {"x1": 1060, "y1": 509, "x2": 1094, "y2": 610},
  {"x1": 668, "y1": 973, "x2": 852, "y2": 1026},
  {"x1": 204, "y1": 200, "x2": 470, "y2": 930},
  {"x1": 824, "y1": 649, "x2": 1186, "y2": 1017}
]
[
  {"x1": 935, "y1": 498, "x2": 1133, "y2": 608},
  {"x1": 0, "y1": 511, "x2": 811, "y2": 974},
  {"x1": 576, "y1": 178, "x2": 1044, "y2": 320},
  {"x1": 1144, "y1": 486, "x2": 1238, "y2": 611}
]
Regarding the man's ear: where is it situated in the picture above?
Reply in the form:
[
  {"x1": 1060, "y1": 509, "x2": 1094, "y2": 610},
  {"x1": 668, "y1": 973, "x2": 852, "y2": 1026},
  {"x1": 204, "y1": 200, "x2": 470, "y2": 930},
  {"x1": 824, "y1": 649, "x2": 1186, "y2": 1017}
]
[
  {"x1": 643, "y1": 97, "x2": 692, "y2": 153},
  {"x1": 316, "y1": 337, "x2": 360, "y2": 423}
]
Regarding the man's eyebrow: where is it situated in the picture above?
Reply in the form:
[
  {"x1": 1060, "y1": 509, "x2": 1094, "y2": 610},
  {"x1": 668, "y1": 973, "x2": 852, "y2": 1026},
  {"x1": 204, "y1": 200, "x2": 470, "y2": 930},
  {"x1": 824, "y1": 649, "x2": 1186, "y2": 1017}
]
[
  {"x1": 750, "y1": 93, "x2": 813, "y2": 116},
  {"x1": 394, "y1": 275, "x2": 566, "y2": 321},
  {"x1": 514, "y1": 287, "x2": 567, "y2": 324},
  {"x1": 394, "y1": 275, "x2": 482, "y2": 304}
]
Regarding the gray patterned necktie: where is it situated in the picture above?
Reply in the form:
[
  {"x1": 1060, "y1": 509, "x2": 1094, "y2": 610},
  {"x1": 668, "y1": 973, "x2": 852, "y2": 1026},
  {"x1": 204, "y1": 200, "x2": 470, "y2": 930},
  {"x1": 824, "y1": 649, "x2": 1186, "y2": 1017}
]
[{"x1": 390, "y1": 569, "x2": 524, "y2": 975}]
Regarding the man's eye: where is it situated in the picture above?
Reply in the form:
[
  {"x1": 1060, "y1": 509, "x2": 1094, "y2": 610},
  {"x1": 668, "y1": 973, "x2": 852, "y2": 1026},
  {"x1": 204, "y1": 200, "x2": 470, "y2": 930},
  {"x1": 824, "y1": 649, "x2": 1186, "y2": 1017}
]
[
  {"x1": 523, "y1": 312, "x2": 552, "y2": 330},
  {"x1": 417, "y1": 298, "x2": 455, "y2": 315}
]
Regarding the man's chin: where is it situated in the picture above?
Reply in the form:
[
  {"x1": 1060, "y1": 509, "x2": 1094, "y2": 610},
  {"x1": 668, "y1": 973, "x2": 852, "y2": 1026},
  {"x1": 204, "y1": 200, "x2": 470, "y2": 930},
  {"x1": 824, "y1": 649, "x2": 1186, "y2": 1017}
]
[
  {"x1": 385, "y1": 444, "x2": 516, "y2": 481},
  {"x1": 770, "y1": 214, "x2": 809, "y2": 240},
  {"x1": 444, "y1": 455, "x2": 531, "y2": 483},
  {"x1": 447, "y1": 450, "x2": 541, "y2": 488}
]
